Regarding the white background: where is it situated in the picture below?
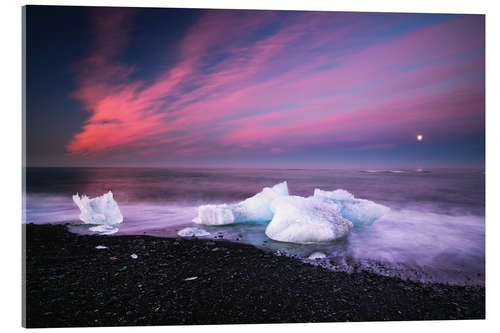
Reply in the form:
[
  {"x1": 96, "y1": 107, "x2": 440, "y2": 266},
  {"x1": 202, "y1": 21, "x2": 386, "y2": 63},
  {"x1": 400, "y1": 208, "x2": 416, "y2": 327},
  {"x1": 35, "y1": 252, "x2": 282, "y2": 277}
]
[{"x1": 1, "y1": 0, "x2": 499, "y2": 332}]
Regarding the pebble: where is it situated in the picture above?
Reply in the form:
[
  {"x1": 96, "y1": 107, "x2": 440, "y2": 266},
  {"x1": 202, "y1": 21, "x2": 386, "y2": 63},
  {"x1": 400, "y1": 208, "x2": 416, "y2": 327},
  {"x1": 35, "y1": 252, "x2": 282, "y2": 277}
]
[{"x1": 24, "y1": 224, "x2": 486, "y2": 327}]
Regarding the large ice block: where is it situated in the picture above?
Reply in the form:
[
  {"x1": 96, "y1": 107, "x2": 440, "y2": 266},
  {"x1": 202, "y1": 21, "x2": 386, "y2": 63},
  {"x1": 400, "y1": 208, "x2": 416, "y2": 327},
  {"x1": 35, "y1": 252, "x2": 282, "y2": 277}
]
[
  {"x1": 265, "y1": 196, "x2": 353, "y2": 244},
  {"x1": 72, "y1": 191, "x2": 123, "y2": 225},
  {"x1": 313, "y1": 189, "x2": 389, "y2": 226},
  {"x1": 193, "y1": 181, "x2": 288, "y2": 225}
]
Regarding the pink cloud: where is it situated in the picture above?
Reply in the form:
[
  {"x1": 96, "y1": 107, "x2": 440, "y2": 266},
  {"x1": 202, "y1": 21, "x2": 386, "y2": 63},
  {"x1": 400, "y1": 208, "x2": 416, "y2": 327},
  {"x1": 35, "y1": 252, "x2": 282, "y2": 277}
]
[{"x1": 66, "y1": 11, "x2": 484, "y2": 159}]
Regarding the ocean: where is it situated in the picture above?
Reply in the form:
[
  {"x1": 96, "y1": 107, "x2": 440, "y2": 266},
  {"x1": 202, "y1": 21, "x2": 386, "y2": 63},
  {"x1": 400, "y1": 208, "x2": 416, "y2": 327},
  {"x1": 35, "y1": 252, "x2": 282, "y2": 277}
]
[{"x1": 24, "y1": 167, "x2": 485, "y2": 286}]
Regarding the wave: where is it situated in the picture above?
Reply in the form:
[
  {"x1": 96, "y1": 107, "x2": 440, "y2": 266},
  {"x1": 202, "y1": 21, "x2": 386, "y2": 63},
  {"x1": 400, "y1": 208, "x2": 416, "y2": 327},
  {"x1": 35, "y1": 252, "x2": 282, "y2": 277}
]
[
  {"x1": 24, "y1": 187, "x2": 484, "y2": 286},
  {"x1": 362, "y1": 170, "x2": 406, "y2": 174},
  {"x1": 361, "y1": 169, "x2": 433, "y2": 174}
]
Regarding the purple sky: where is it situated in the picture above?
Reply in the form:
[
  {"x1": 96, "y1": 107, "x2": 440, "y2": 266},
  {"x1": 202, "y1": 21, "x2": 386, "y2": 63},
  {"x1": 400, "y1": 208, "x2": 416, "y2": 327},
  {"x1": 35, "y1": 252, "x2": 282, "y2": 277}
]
[{"x1": 26, "y1": 7, "x2": 485, "y2": 168}]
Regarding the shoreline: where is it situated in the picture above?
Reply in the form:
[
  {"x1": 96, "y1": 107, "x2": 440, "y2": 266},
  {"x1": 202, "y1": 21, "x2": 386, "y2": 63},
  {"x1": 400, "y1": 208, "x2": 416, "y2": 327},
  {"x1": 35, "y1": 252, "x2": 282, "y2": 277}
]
[{"x1": 24, "y1": 224, "x2": 485, "y2": 327}]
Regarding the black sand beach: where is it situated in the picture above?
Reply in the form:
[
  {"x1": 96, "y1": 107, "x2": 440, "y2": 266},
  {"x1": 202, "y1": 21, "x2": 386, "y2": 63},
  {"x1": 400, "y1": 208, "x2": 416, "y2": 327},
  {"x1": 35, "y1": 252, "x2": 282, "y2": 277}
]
[{"x1": 23, "y1": 224, "x2": 485, "y2": 328}]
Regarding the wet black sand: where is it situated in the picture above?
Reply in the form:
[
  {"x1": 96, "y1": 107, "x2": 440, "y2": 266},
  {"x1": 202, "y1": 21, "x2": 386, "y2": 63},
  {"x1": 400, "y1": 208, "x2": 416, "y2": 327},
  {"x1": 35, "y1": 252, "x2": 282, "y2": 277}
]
[{"x1": 23, "y1": 224, "x2": 485, "y2": 327}]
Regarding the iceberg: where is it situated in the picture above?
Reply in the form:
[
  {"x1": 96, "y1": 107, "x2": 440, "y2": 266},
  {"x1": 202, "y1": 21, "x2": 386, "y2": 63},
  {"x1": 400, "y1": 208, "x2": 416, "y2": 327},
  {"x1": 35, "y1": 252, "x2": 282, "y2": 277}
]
[
  {"x1": 191, "y1": 181, "x2": 388, "y2": 244},
  {"x1": 265, "y1": 196, "x2": 353, "y2": 244},
  {"x1": 177, "y1": 227, "x2": 210, "y2": 237},
  {"x1": 72, "y1": 191, "x2": 123, "y2": 225},
  {"x1": 193, "y1": 181, "x2": 288, "y2": 225},
  {"x1": 313, "y1": 189, "x2": 389, "y2": 226}
]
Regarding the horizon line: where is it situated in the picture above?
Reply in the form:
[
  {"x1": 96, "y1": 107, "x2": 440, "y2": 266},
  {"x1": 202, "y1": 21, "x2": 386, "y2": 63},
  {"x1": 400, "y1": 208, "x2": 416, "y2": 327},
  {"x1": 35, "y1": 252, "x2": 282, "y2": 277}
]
[{"x1": 23, "y1": 164, "x2": 486, "y2": 171}]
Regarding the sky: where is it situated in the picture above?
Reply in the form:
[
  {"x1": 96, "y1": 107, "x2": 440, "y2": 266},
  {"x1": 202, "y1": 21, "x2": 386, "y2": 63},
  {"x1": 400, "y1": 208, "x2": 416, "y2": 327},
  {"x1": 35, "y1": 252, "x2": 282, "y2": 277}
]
[{"x1": 25, "y1": 6, "x2": 485, "y2": 168}]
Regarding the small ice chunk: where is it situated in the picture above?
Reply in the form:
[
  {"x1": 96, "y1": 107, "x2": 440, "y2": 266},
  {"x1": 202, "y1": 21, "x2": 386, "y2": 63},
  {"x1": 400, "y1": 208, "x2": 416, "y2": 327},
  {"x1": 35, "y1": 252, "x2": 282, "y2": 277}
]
[
  {"x1": 193, "y1": 204, "x2": 235, "y2": 225},
  {"x1": 73, "y1": 191, "x2": 123, "y2": 225},
  {"x1": 313, "y1": 189, "x2": 389, "y2": 226},
  {"x1": 193, "y1": 182, "x2": 288, "y2": 225},
  {"x1": 308, "y1": 252, "x2": 327, "y2": 260},
  {"x1": 265, "y1": 196, "x2": 353, "y2": 244},
  {"x1": 177, "y1": 227, "x2": 210, "y2": 237},
  {"x1": 184, "y1": 276, "x2": 198, "y2": 281},
  {"x1": 130, "y1": 254, "x2": 138, "y2": 259},
  {"x1": 89, "y1": 225, "x2": 119, "y2": 235},
  {"x1": 95, "y1": 245, "x2": 108, "y2": 249}
]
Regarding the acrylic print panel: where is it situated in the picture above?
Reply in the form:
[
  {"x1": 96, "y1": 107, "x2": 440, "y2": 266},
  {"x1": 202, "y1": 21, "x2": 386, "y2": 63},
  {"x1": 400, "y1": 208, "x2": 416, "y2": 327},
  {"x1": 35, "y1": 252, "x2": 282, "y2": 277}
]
[{"x1": 22, "y1": 5, "x2": 485, "y2": 327}]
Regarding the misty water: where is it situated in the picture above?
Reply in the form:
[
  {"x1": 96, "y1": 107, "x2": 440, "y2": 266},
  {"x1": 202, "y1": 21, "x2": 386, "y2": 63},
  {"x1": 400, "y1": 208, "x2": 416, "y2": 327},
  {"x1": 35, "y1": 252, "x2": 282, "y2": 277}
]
[{"x1": 24, "y1": 167, "x2": 485, "y2": 286}]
